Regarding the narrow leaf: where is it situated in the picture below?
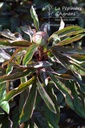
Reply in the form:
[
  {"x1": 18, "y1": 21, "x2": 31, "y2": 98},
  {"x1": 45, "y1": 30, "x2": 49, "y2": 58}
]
[
  {"x1": 23, "y1": 44, "x2": 37, "y2": 66},
  {"x1": 43, "y1": 84, "x2": 60, "y2": 127},
  {"x1": 49, "y1": 26, "x2": 85, "y2": 41},
  {"x1": 67, "y1": 81, "x2": 85, "y2": 118},
  {"x1": 0, "y1": 39, "x2": 31, "y2": 47},
  {"x1": 4, "y1": 76, "x2": 35, "y2": 101},
  {"x1": 0, "y1": 68, "x2": 33, "y2": 84},
  {"x1": 20, "y1": 83, "x2": 37, "y2": 123},
  {"x1": 44, "y1": 105, "x2": 59, "y2": 128},
  {"x1": 31, "y1": 61, "x2": 52, "y2": 68},
  {"x1": 58, "y1": 17, "x2": 65, "y2": 30},
  {"x1": 37, "y1": 78, "x2": 56, "y2": 113},
  {"x1": 0, "y1": 48, "x2": 11, "y2": 60},
  {"x1": 6, "y1": 63, "x2": 13, "y2": 75},
  {"x1": 56, "y1": 34, "x2": 85, "y2": 46},
  {"x1": 30, "y1": 6, "x2": 39, "y2": 31},
  {"x1": 49, "y1": 74, "x2": 74, "y2": 110}
]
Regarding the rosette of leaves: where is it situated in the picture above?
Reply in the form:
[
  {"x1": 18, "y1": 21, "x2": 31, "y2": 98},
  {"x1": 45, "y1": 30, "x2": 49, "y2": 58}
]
[{"x1": 0, "y1": 6, "x2": 85, "y2": 128}]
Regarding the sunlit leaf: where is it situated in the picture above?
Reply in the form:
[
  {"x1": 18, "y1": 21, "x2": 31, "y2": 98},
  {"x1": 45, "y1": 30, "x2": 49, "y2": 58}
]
[
  {"x1": 6, "y1": 63, "x2": 13, "y2": 75},
  {"x1": 0, "y1": 29, "x2": 23, "y2": 41},
  {"x1": 56, "y1": 34, "x2": 85, "y2": 46},
  {"x1": 0, "y1": 48, "x2": 11, "y2": 60},
  {"x1": 0, "y1": 39, "x2": 31, "y2": 47},
  {"x1": 58, "y1": 17, "x2": 65, "y2": 30},
  {"x1": 0, "y1": 101, "x2": 10, "y2": 114},
  {"x1": 49, "y1": 26, "x2": 85, "y2": 41},
  {"x1": 30, "y1": 6, "x2": 39, "y2": 31},
  {"x1": 4, "y1": 76, "x2": 35, "y2": 101},
  {"x1": 23, "y1": 44, "x2": 37, "y2": 66}
]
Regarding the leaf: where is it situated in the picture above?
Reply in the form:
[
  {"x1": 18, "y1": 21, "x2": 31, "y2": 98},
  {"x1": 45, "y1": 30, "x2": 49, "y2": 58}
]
[
  {"x1": 40, "y1": 69, "x2": 48, "y2": 86},
  {"x1": 37, "y1": 78, "x2": 56, "y2": 113},
  {"x1": 23, "y1": 44, "x2": 37, "y2": 66},
  {"x1": 0, "y1": 29, "x2": 23, "y2": 41},
  {"x1": 19, "y1": 90, "x2": 28, "y2": 114},
  {"x1": 0, "y1": 101, "x2": 10, "y2": 114},
  {"x1": 30, "y1": 6, "x2": 39, "y2": 31},
  {"x1": 6, "y1": 63, "x2": 13, "y2": 75},
  {"x1": 49, "y1": 26, "x2": 85, "y2": 41},
  {"x1": 0, "y1": 68, "x2": 33, "y2": 84},
  {"x1": 43, "y1": 84, "x2": 60, "y2": 128},
  {"x1": 20, "y1": 83, "x2": 37, "y2": 123},
  {"x1": 0, "y1": 39, "x2": 31, "y2": 47},
  {"x1": 30, "y1": 61, "x2": 52, "y2": 68},
  {"x1": 52, "y1": 50, "x2": 85, "y2": 76},
  {"x1": 4, "y1": 76, "x2": 35, "y2": 101},
  {"x1": 49, "y1": 74, "x2": 74, "y2": 110},
  {"x1": 0, "y1": 83, "x2": 10, "y2": 114},
  {"x1": 68, "y1": 63, "x2": 85, "y2": 76},
  {"x1": 56, "y1": 34, "x2": 85, "y2": 46},
  {"x1": 44, "y1": 105, "x2": 59, "y2": 128},
  {"x1": 71, "y1": 54, "x2": 85, "y2": 62},
  {"x1": 0, "y1": 48, "x2": 11, "y2": 60},
  {"x1": 21, "y1": 26, "x2": 36, "y2": 41},
  {"x1": 67, "y1": 81, "x2": 85, "y2": 118},
  {"x1": 58, "y1": 17, "x2": 65, "y2": 30},
  {"x1": 12, "y1": 107, "x2": 19, "y2": 128}
]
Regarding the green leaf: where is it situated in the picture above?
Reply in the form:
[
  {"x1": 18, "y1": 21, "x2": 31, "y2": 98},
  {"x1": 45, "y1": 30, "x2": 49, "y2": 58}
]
[
  {"x1": 68, "y1": 63, "x2": 85, "y2": 76},
  {"x1": 52, "y1": 50, "x2": 85, "y2": 76},
  {"x1": 49, "y1": 74, "x2": 74, "y2": 110},
  {"x1": 23, "y1": 44, "x2": 37, "y2": 66},
  {"x1": 30, "y1": 6, "x2": 39, "y2": 31},
  {"x1": 19, "y1": 90, "x2": 28, "y2": 115},
  {"x1": 4, "y1": 76, "x2": 35, "y2": 101},
  {"x1": 12, "y1": 107, "x2": 19, "y2": 128},
  {"x1": 66, "y1": 53, "x2": 85, "y2": 62},
  {"x1": 44, "y1": 105, "x2": 59, "y2": 128},
  {"x1": 37, "y1": 78, "x2": 56, "y2": 114},
  {"x1": 0, "y1": 101, "x2": 10, "y2": 114},
  {"x1": 49, "y1": 26, "x2": 85, "y2": 41},
  {"x1": 20, "y1": 83, "x2": 37, "y2": 123},
  {"x1": 6, "y1": 63, "x2": 13, "y2": 75},
  {"x1": 43, "y1": 84, "x2": 60, "y2": 128},
  {"x1": 67, "y1": 81, "x2": 85, "y2": 118},
  {"x1": 0, "y1": 68, "x2": 33, "y2": 84},
  {"x1": 0, "y1": 83, "x2": 9, "y2": 114},
  {"x1": 0, "y1": 39, "x2": 31, "y2": 47},
  {"x1": 56, "y1": 34, "x2": 85, "y2": 46}
]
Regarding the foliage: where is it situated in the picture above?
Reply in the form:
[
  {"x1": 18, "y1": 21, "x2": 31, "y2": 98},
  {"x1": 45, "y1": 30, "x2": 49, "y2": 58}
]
[{"x1": 0, "y1": 6, "x2": 85, "y2": 128}]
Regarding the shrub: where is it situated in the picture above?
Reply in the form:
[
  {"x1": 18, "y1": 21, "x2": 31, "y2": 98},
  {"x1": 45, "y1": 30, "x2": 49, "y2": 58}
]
[{"x1": 0, "y1": 6, "x2": 85, "y2": 128}]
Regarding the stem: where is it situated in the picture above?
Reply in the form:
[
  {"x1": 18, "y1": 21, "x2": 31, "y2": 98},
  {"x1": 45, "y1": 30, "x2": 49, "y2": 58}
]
[
  {"x1": 6, "y1": 81, "x2": 10, "y2": 93},
  {"x1": 38, "y1": 46, "x2": 43, "y2": 61}
]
